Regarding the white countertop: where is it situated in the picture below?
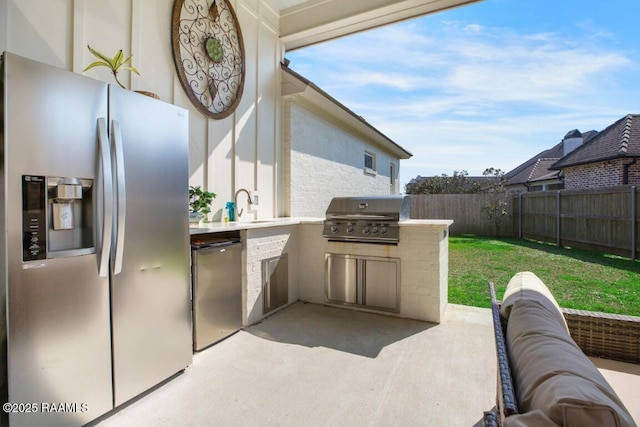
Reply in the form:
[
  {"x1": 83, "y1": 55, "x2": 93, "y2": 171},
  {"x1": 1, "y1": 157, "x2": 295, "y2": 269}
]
[
  {"x1": 400, "y1": 219, "x2": 454, "y2": 226},
  {"x1": 189, "y1": 217, "x2": 323, "y2": 234},
  {"x1": 189, "y1": 217, "x2": 452, "y2": 235}
]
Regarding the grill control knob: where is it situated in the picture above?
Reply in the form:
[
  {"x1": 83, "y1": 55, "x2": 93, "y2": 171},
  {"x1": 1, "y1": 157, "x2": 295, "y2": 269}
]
[
  {"x1": 346, "y1": 226, "x2": 355, "y2": 234},
  {"x1": 330, "y1": 225, "x2": 339, "y2": 234},
  {"x1": 380, "y1": 227, "x2": 388, "y2": 236},
  {"x1": 371, "y1": 227, "x2": 379, "y2": 235},
  {"x1": 362, "y1": 226, "x2": 370, "y2": 235}
]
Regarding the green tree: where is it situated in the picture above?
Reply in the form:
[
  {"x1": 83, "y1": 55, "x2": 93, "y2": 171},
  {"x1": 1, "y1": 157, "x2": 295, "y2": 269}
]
[
  {"x1": 405, "y1": 170, "x2": 481, "y2": 194},
  {"x1": 481, "y1": 168, "x2": 509, "y2": 235}
]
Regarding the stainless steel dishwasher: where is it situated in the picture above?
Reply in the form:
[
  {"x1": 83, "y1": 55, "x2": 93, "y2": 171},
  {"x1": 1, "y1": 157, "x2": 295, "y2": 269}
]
[{"x1": 191, "y1": 237, "x2": 242, "y2": 351}]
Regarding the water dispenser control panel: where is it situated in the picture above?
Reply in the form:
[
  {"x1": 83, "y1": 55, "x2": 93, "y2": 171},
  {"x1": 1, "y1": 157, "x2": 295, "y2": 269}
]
[{"x1": 22, "y1": 175, "x2": 47, "y2": 262}]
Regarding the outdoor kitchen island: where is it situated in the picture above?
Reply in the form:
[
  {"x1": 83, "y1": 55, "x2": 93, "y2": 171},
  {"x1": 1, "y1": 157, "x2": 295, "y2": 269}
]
[
  {"x1": 190, "y1": 217, "x2": 453, "y2": 327},
  {"x1": 299, "y1": 219, "x2": 453, "y2": 323}
]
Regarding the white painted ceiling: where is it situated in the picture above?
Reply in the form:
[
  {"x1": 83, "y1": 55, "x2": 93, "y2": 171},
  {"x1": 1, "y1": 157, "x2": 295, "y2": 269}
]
[
  {"x1": 262, "y1": 0, "x2": 484, "y2": 51},
  {"x1": 262, "y1": 0, "x2": 307, "y2": 11}
]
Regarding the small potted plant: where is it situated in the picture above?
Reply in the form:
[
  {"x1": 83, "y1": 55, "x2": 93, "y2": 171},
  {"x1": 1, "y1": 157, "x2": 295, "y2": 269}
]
[
  {"x1": 189, "y1": 185, "x2": 216, "y2": 223},
  {"x1": 83, "y1": 45, "x2": 158, "y2": 99}
]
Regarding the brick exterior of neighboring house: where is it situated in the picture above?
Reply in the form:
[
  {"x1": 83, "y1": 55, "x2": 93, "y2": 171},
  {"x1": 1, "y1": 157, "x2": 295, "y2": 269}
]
[
  {"x1": 562, "y1": 159, "x2": 640, "y2": 189},
  {"x1": 507, "y1": 114, "x2": 640, "y2": 191},
  {"x1": 505, "y1": 129, "x2": 598, "y2": 192},
  {"x1": 551, "y1": 114, "x2": 640, "y2": 190}
]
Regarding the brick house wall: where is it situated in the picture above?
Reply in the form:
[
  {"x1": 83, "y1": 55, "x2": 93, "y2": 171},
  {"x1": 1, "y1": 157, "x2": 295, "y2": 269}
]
[
  {"x1": 563, "y1": 159, "x2": 640, "y2": 189},
  {"x1": 630, "y1": 160, "x2": 640, "y2": 184},
  {"x1": 283, "y1": 99, "x2": 401, "y2": 217}
]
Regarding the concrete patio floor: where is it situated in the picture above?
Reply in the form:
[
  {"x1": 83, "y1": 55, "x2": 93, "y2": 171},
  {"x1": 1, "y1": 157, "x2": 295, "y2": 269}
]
[
  {"x1": 94, "y1": 302, "x2": 497, "y2": 427},
  {"x1": 92, "y1": 301, "x2": 640, "y2": 426}
]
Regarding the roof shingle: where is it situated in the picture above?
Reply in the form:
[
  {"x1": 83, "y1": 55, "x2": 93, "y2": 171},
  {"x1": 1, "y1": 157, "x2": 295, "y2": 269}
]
[
  {"x1": 505, "y1": 142, "x2": 564, "y2": 185},
  {"x1": 551, "y1": 114, "x2": 640, "y2": 169}
]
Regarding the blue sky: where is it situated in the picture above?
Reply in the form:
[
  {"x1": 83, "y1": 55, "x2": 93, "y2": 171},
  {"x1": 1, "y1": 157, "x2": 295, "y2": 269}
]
[{"x1": 285, "y1": 0, "x2": 640, "y2": 190}]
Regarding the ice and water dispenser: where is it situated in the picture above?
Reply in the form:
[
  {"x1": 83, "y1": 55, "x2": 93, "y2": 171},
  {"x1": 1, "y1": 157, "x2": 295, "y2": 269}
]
[{"x1": 22, "y1": 175, "x2": 95, "y2": 261}]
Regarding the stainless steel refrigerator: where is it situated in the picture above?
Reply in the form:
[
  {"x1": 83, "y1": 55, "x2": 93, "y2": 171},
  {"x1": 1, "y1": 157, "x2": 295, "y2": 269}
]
[{"x1": 0, "y1": 52, "x2": 193, "y2": 426}]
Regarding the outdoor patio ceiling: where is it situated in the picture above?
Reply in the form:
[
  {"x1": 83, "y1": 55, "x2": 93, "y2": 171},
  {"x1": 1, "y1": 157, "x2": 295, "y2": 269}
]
[{"x1": 265, "y1": 0, "x2": 485, "y2": 51}]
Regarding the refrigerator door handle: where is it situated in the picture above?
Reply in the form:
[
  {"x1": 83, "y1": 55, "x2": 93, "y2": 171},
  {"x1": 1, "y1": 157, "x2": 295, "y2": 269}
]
[
  {"x1": 112, "y1": 119, "x2": 126, "y2": 275},
  {"x1": 97, "y1": 118, "x2": 113, "y2": 277}
]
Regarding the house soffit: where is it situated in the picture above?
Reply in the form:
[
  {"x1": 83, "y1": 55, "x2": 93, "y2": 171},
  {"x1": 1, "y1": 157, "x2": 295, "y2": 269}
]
[{"x1": 265, "y1": 0, "x2": 484, "y2": 51}]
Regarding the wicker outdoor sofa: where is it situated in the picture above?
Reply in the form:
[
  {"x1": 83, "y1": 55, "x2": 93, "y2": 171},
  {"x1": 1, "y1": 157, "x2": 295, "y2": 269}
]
[{"x1": 484, "y1": 272, "x2": 640, "y2": 427}]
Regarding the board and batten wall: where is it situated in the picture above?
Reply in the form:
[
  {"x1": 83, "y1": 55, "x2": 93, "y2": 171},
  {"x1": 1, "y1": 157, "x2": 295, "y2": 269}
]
[{"x1": 1, "y1": 0, "x2": 283, "y2": 220}]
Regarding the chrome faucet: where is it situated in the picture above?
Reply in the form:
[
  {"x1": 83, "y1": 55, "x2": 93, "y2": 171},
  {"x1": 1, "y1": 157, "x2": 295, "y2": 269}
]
[{"x1": 234, "y1": 188, "x2": 253, "y2": 218}]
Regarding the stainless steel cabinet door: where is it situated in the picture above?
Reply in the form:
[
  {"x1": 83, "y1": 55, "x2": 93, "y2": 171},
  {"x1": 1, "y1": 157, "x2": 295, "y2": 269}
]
[
  {"x1": 263, "y1": 254, "x2": 288, "y2": 315},
  {"x1": 108, "y1": 86, "x2": 192, "y2": 406},
  {"x1": 325, "y1": 254, "x2": 358, "y2": 304},
  {"x1": 325, "y1": 252, "x2": 400, "y2": 312},
  {"x1": 363, "y1": 257, "x2": 400, "y2": 312}
]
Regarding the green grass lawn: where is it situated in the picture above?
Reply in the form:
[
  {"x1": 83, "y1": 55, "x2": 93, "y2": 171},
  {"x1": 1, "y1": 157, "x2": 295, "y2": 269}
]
[{"x1": 448, "y1": 235, "x2": 640, "y2": 316}]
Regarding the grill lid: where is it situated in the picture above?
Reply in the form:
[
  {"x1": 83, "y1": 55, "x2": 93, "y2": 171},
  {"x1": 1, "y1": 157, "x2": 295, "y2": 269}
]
[{"x1": 324, "y1": 196, "x2": 409, "y2": 221}]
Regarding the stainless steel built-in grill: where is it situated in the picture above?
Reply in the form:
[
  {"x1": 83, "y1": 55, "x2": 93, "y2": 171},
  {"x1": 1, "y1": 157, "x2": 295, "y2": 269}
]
[{"x1": 322, "y1": 196, "x2": 409, "y2": 244}]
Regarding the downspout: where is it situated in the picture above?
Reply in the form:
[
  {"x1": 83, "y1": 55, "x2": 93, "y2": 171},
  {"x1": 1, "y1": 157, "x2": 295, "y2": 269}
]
[{"x1": 623, "y1": 157, "x2": 638, "y2": 184}]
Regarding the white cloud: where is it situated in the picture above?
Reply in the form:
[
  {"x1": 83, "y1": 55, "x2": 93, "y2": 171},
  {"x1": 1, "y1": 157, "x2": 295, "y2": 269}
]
[{"x1": 286, "y1": 13, "x2": 640, "y2": 189}]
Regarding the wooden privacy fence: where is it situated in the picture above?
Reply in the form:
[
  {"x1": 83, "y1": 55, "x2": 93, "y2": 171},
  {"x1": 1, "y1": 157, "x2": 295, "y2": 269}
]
[
  {"x1": 513, "y1": 185, "x2": 639, "y2": 261},
  {"x1": 409, "y1": 194, "x2": 514, "y2": 237},
  {"x1": 409, "y1": 186, "x2": 638, "y2": 260}
]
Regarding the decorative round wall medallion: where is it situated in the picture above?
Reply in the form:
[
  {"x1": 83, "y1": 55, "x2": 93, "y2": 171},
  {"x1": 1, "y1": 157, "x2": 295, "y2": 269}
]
[{"x1": 171, "y1": 0, "x2": 245, "y2": 119}]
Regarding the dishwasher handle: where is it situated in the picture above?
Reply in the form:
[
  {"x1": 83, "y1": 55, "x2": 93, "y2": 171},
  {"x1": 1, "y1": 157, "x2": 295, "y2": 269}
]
[{"x1": 192, "y1": 239, "x2": 241, "y2": 253}]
